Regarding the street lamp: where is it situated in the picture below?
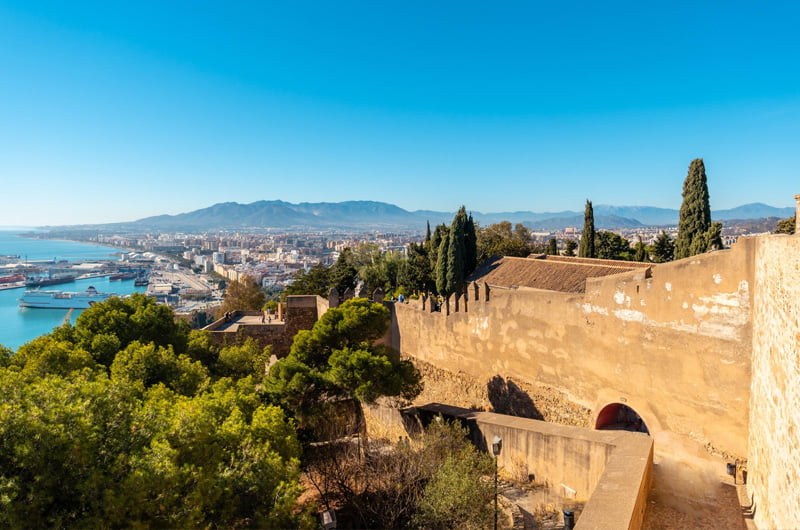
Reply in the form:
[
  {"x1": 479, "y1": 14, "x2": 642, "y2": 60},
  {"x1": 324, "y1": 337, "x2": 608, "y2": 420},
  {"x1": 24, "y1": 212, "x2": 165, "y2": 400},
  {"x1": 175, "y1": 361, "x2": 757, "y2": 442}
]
[
  {"x1": 321, "y1": 508, "x2": 336, "y2": 530},
  {"x1": 492, "y1": 435, "x2": 502, "y2": 530}
]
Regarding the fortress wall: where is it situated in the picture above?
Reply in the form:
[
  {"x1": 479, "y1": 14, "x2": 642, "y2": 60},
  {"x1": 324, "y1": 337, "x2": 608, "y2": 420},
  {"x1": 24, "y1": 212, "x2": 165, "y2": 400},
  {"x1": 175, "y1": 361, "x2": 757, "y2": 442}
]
[
  {"x1": 392, "y1": 239, "x2": 756, "y2": 464},
  {"x1": 411, "y1": 403, "x2": 653, "y2": 529},
  {"x1": 749, "y1": 234, "x2": 800, "y2": 528},
  {"x1": 205, "y1": 295, "x2": 325, "y2": 356},
  {"x1": 285, "y1": 295, "x2": 323, "y2": 336}
]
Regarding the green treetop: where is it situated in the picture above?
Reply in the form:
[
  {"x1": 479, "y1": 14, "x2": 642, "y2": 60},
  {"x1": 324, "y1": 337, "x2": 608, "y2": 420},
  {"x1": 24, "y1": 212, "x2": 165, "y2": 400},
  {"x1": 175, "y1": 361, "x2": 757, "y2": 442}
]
[
  {"x1": 579, "y1": 200, "x2": 596, "y2": 258},
  {"x1": 216, "y1": 275, "x2": 266, "y2": 318},
  {"x1": 594, "y1": 231, "x2": 633, "y2": 260},
  {"x1": 563, "y1": 239, "x2": 577, "y2": 257},
  {"x1": 633, "y1": 237, "x2": 648, "y2": 262},
  {"x1": 775, "y1": 215, "x2": 796, "y2": 234},
  {"x1": 435, "y1": 234, "x2": 450, "y2": 295},
  {"x1": 330, "y1": 247, "x2": 358, "y2": 294},
  {"x1": 267, "y1": 298, "x2": 421, "y2": 423},
  {"x1": 649, "y1": 231, "x2": 675, "y2": 263},
  {"x1": 464, "y1": 213, "x2": 478, "y2": 274},
  {"x1": 445, "y1": 207, "x2": 468, "y2": 295},
  {"x1": 675, "y1": 158, "x2": 713, "y2": 259}
]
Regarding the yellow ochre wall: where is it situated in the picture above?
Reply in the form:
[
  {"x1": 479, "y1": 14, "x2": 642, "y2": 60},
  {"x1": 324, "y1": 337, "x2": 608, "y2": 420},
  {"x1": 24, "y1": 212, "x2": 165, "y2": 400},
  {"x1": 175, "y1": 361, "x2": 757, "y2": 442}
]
[
  {"x1": 392, "y1": 239, "x2": 756, "y2": 472},
  {"x1": 749, "y1": 234, "x2": 800, "y2": 528}
]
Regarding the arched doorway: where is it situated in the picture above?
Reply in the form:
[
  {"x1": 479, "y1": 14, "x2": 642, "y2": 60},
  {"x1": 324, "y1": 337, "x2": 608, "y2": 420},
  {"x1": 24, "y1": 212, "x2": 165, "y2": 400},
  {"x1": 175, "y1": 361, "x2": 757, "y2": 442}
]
[{"x1": 595, "y1": 403, "x2": 650, "y2": 435}]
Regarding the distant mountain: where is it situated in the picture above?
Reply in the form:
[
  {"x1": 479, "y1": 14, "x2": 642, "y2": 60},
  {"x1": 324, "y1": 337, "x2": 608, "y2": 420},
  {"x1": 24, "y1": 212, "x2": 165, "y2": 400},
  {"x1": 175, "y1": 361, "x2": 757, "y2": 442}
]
[
  {"x1": 592, "y1": 205, "x2": 679, "y2": 226},
  {"x1": 590, "y1": 203, "x2": 794, "y2": 226},
  {"x1": 712, "y1": 203, "x2": 795, "y2": 221},
  {"x1": 57, "y1": 200, "x2": 795, "y2": 233},
  {"x1": 722, "y1": 217, "x2": 784, "y2": 235},
  {"x1": 526, "y1": 215, "x2": 644, "y2": 231},
  {"x1": 109, "y1": 200, "x2": 421, "y2": 231}
]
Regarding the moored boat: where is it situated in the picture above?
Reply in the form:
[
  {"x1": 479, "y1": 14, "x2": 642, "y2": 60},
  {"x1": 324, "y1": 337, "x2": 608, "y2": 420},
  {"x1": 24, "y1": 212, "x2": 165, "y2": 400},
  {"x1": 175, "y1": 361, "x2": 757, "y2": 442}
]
[
  {"x1": 0, "y1": 273, "x2": 25, "y2": 284},
  {"x1": 110, "y1": 272, "x2": 137, "y2": 281},
  {"x1": 24, "y1": 275, "x2": 77, "y2": 288},
  {"x1": 18, "y1": 286, "x2": 114, "y2": 309}
]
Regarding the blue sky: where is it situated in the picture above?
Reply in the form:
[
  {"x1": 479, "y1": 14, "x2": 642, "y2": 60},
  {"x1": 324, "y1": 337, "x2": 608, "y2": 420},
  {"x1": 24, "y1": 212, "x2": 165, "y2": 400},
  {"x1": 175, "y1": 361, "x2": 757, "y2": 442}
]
[{"x1": 1, "y1": 1, "x2": 798, "y2": 226}]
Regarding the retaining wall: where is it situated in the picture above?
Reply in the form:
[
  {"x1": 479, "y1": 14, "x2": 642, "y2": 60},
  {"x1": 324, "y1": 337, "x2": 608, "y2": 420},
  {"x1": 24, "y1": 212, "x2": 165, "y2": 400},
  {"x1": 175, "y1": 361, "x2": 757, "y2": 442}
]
[
  {"x1": 748, "y1": 234, "x2": 800, "y2": 528},
  {"x1": 412, "y1": 403, "x2": 653, "y2": 529}
]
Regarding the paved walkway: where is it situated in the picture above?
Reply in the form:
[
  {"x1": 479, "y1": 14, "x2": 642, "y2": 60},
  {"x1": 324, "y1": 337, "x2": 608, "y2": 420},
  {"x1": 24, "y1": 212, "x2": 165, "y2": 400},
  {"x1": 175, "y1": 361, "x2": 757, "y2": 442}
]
[{"x1": 216, "y1": 315, "x2": 283, "y2": 331}]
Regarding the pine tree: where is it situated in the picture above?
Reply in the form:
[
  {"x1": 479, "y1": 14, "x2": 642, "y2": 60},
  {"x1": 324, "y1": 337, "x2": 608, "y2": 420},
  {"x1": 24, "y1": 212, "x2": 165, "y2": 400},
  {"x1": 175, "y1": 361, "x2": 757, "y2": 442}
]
[
  {"x1": 578, "y1": 200, "x2": 596, "y2": 258},
  {"x1": 675, "y1": 158, "x2": 712, "y2": 259},
  {"x1": 650, "y1": 231, "x2": 674, "y2": 263}
]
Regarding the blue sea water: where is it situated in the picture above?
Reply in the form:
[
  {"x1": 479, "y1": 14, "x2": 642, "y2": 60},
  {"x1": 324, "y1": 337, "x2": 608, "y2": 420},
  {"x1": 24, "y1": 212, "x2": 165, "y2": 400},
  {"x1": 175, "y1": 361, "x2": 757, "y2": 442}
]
[{"x1": 0, "y1": 231, "x2": 146, "y2": 350}]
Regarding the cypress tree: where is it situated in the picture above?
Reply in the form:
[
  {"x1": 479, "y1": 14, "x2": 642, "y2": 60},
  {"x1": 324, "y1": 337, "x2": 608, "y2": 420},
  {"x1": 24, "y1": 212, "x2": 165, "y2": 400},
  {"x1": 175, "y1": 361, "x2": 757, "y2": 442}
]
[
  {"x1": 547, "y1": 238, "x2": 558, "y2": 255},
  {"x1": 675, "y1": 158, "x2": 712, "y2": 259},
  {"x1": 425, "y1": 221, "x2": 431, "y2": 244},
  {"x1": 633, "y1": 237, "x2": 647, "y2": 262},
  {"x1": 707, "y1": 221, "x2": 723, "y2": 251},
  {"x1": 429, "y1": 224, "x2": 448, "y2": 274},
  {"x1": 464, "y1": 213, "x2": 477, "y2": 275},
  {"x1": 579, "y1": 200, "x2": 596, "y2": 258},
  {"x1": 435, "y1": 235, "x2": 450, "y2": 296},
  {"x1": 446, "y1": 209, "x2": 467, "y2": 295}
]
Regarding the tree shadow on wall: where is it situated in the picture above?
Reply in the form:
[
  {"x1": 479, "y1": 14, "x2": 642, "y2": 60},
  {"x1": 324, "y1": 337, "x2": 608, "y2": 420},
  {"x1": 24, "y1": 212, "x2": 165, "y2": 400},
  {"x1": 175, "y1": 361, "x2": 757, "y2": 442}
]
[{"x1": 487, "y1": 376, "x2": 543, "y2": 420}]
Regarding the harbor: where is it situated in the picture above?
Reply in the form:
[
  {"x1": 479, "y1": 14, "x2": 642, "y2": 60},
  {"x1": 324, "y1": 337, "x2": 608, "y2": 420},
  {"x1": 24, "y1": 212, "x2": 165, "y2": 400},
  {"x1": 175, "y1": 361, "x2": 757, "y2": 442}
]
[{"x1": 0, "y1": 231, "x2": 221, "y2": 349}]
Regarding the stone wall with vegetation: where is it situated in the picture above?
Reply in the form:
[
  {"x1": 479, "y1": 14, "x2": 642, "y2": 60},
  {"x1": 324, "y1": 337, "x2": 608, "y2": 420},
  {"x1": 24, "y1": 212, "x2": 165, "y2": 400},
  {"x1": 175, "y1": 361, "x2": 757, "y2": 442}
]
[
  {"x1": 409, "y1": 357, "x2": 593, "y2": 427},
  {"x1": 391, "y1": 239, "x2": 756, "y2": 508},
  {"x1": 205, "y1": 295, "x2": 324, "y2": 356},
  {"x1": 748, "y1": 234, "x2": 800, "y2": 528}
]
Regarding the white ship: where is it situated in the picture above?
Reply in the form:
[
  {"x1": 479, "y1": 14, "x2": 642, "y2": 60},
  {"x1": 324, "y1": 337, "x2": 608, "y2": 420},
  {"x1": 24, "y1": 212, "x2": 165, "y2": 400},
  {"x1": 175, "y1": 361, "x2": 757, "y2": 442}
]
[{"x1": 18, "y1": 286, "x2": 114, "y2": 309}]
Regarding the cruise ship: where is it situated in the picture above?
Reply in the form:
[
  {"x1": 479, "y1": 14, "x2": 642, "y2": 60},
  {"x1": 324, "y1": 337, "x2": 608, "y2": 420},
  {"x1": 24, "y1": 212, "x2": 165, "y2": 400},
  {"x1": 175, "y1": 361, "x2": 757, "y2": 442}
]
[{"x1": 18, "y1": 286, "x2": 114, "y2": 309}]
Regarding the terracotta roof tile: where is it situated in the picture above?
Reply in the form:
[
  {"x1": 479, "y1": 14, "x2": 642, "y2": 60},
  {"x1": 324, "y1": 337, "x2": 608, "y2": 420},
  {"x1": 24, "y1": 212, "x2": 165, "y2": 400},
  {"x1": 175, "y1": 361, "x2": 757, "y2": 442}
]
[{"x1": 472, "y1": 255, "x2": 651, "y2": 293}]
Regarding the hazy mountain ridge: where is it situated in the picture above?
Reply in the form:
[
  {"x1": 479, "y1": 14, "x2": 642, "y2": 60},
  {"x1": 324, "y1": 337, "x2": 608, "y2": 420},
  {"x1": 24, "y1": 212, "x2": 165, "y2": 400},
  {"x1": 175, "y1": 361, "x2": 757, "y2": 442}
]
[{"x1": 55, "y1": 201, "x2": 795, "y2": 232}]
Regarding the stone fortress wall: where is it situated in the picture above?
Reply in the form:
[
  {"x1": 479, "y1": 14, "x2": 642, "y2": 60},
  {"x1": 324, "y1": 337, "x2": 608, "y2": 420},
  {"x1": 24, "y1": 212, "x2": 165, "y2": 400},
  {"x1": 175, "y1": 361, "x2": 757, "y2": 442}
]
[
  {"x1": 204, "y1": 295, "x2": 327, "y2": 356},
  {"x1": 390, "y1": 231, "x2": 799, "y2": 528},
  {"x1": 392, "y1": 240, "x2": 754, "y2": 456},
  {"x1": 204, "y1": 224, "x2": 800, "y2": 527},
  {"x1": 748, "y1": 234, "x2": 800, "y2": 528}
]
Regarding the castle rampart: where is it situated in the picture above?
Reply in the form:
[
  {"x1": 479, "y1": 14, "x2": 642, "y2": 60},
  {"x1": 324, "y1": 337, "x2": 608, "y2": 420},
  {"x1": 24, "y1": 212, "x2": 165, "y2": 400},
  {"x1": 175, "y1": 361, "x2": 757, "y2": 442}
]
[
  {"x1": 391, "y1": 240, "x2": 758, "y2": 510},
  {"x1": 748, "y1": 233, "x2": 800, "y2": 528}
]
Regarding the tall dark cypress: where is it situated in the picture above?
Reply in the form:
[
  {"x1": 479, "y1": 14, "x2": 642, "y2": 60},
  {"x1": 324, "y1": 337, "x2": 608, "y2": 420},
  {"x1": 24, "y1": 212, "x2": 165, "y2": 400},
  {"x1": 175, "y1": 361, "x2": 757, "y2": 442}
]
[
  {"x1": 435, "y1": 235, "x2": 450, "y2": 296},
  {"x1": 579, "y1": 200, "x2": 596, "y2": 258},
  {"x1": 446, "y1": 209, "x2": 467, "y2": 295},
  {"x1": 425, "y1": 221, "x2": 431, "y2": 245},
  {"x1": 675, "y1": 158, "x2": 712, "y2": 259},
  {"x1": 464, "y1": 213, "x2": 477, "y2": 275},
  {"x1": 633, "y1": 237, "x2": 647, "y2": 262},
  {"x1": 429, "y1": 223, "x2": 448, "y2": 274},
  {"x1": 547, "y1": 238, "x2": 558, "y2": 255}
]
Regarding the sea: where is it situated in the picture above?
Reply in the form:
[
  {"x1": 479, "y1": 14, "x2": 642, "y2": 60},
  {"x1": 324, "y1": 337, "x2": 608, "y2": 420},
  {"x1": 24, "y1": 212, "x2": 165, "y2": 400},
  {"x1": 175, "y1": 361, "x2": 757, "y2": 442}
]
[{"x1": 0, "y1": 230, "x2": 147, "y2": 350}]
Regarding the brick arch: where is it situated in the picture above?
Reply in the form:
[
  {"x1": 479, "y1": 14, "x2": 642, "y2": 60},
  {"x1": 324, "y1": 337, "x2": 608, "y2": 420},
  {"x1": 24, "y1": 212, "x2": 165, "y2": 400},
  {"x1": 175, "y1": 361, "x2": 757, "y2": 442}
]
[{"x1": 595, "y1": 403, "x2": 650, "y2": 435}]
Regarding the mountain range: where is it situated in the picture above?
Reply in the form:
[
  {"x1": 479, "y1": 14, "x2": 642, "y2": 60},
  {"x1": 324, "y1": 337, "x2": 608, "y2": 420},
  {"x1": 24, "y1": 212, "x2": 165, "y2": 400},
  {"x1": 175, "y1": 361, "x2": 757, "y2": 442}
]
[{"x1": 60, "y1": 200, "x2": 795, "y2": 232}]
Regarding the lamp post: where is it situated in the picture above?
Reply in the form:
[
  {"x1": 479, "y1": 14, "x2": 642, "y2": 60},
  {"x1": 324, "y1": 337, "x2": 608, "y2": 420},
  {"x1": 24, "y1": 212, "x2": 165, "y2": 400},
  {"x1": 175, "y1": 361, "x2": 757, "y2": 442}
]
[
  {"x1": 321, "y1": 508, "x2": 336, "y2": 530},
  {"x1": 492, "y1": 435, "x2": 502, "y2": 530}
]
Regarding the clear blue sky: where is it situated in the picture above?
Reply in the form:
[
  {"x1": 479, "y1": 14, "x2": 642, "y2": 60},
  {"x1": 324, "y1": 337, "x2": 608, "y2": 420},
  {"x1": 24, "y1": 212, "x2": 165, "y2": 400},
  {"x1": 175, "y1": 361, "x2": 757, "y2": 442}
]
[{"x1": 1, "y1": 1, "x2": 798, "y2": 226}]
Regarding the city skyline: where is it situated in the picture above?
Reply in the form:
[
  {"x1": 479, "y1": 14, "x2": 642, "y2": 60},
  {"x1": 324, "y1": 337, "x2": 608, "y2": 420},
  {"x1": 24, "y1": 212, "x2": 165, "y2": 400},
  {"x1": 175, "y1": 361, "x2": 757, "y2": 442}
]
[{"x1": 2, "y1": 2, "x2": 799, "y2": 226}]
